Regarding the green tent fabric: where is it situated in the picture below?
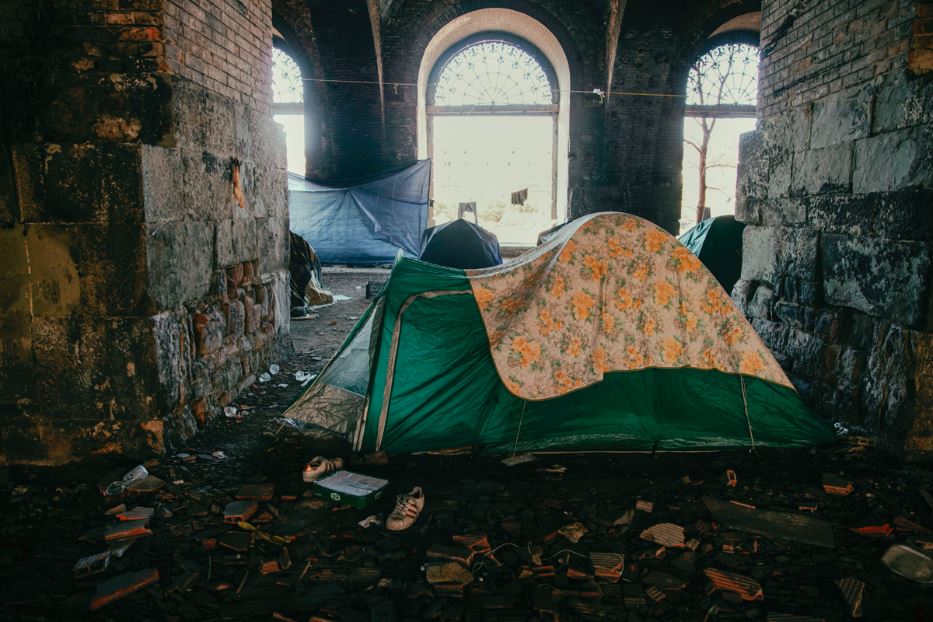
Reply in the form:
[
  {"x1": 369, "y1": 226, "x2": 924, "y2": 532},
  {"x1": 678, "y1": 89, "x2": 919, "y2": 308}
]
[
  {"x1": 286, "y1": 214, "x2": 833, "y2": 455},
  {"x1": 679, "y1": 215, "x2": 746, "y2": 295}
]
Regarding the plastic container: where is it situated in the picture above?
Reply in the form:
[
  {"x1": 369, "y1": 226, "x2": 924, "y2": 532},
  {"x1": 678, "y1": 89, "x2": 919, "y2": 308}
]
[{"x1": 313, "y1": 470, "x2": 389, "y2": 509}]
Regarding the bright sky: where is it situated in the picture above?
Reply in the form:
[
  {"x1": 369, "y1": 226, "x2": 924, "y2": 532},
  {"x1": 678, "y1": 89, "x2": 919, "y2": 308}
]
[
  {"x1": 275, "y1": 114, "x2": 306, "y2": 176},
  {"x1": 432, "y1": 115, "x2": 555, "y2": 246},
  {"x1": 680, "y1": 116, "x2": 756, "y2": 234}
]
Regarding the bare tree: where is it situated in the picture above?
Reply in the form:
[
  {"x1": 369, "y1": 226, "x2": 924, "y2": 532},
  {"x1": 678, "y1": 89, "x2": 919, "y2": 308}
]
[{"x1": 685, "y1": 44, "x2": 755, "y2": 225}]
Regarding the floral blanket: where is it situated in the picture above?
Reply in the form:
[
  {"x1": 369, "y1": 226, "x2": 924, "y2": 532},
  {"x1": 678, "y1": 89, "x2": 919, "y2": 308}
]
[{"x1": 466, "y1": 212, "x2": 792, "y2": 401}]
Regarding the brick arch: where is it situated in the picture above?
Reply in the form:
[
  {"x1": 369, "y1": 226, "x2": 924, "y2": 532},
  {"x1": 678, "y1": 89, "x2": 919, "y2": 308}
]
[{"x1": 388, "y1": 0, "x2": 592, "y2": 89}]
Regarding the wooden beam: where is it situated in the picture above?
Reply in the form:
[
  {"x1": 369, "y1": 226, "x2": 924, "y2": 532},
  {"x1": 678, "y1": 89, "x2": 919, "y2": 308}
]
[{"x1": 605, "y1": 0, "x2": 628, "y2": 97}]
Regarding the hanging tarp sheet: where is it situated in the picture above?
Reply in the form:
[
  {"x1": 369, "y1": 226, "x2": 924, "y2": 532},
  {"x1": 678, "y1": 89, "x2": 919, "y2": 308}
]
[{"x1": 288, "y1": 160, "x2": 431, "y2": 265}]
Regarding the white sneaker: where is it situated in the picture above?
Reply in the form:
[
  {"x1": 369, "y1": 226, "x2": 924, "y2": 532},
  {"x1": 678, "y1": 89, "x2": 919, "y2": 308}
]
[
  {"x1": 302, "y1": 456, "x2": 343, "y2": 483},
  {"x1": 386, "y1": 486, "x2": 425, "y2": 531}
]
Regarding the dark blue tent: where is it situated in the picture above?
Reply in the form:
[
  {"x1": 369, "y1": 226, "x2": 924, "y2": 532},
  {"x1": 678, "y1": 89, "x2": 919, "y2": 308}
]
[
  {"x1": 288, "y1": 160, "x2": 431, "y2": 265},
  {"x1": 419, "y1": 218, "x2": 502, "y2": 269}
]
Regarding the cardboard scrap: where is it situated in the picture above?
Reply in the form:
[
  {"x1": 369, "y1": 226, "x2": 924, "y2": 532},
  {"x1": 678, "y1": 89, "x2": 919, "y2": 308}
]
[
  {"x1": 704, "y1": 568, "x2": 764, "y2": 601},
  {"x1": 640, "y1": 523, "x2": 686, "y2": 548},
  {"x1": 589, "y1": 552, "x2": 624, "y2": 582}
]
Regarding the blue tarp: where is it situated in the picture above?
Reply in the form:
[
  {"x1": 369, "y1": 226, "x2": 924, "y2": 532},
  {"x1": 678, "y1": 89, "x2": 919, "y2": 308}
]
[{"x1": 288, "y1": 160, "x2": 431, "y2": 265}]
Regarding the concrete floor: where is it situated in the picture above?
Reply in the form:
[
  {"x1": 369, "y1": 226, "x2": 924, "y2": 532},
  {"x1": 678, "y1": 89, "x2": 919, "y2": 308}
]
[{"x1": 290, "y1": 267, "x2": 390, "y2": 355}]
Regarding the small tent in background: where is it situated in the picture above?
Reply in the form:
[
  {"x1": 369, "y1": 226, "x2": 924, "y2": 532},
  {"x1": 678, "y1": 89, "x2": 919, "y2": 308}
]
[
  {"x1": 288, "y1": 160, "x2": 431, "y2": 265},
  {"x1": 419, "y1": 218, "x2": 503, "y2": 269},
  {"x1": 285, "y1": 212, "x2": 833, "y2": 455},
  {"x1": 679, "y1": 215, "x2": 746, "y2": 295}
]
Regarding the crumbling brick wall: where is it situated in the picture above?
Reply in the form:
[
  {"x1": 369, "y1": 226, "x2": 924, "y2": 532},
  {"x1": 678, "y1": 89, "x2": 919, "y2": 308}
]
[
  {"x1": 734, "y1": 0, "x2": 933, "y2": 453},
  {"x1": 0, "y1": 0, "x2": 290, "y2": 464}
]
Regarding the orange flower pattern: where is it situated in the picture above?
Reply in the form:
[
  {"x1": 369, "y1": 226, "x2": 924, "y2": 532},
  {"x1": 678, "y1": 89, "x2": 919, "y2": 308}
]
[{"x1": 466, "y1": 212, "x2": 793, "y2": 400}]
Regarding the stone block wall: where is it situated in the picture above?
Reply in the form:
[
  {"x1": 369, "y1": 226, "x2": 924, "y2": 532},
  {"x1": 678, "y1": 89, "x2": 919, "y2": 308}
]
[
  {"x1": 734, "y1": 0, "x2": 933, "y2": 453},
  {"x1": 0, "y1": 0, "x2": 289, "y2": 464}
]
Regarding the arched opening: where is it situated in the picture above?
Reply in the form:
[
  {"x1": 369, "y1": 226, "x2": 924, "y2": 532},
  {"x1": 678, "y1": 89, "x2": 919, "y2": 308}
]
[
  {"x1": 272, "y1": 46, "x2": 306, "y2": 175},
  {"x1": 680, "y1": 40, "x2": 759, "y2": 233},
  {"x1": 418, "y1": 9, "x2": 571, "y2": 247}
]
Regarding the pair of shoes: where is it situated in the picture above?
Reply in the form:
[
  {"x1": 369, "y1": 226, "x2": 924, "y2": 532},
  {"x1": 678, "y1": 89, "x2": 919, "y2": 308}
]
[
  {"x1": 386, "y1": 486, "x2": 425, "y2": 531},
  {"x1": 303, "y1": 456, "x2": 343, "y2": 483}
]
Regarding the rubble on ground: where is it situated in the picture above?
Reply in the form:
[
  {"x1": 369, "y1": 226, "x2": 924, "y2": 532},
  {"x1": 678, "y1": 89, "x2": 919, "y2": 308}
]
[{"x1": 1, "y1": 353, "x2": 931, "y2": 619}]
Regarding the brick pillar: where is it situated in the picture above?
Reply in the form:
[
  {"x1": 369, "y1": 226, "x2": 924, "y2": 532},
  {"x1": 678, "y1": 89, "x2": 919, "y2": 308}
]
[{"x1": 0, "y1": 0, "x2": 291, "y2": 464}]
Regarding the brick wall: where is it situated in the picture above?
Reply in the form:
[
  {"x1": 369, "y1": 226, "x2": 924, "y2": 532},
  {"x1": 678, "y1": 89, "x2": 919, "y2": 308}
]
[
  {"x1": 734, "y1": 0, "x2": 933, "y2": 454},
  {"x1": 163, "y1": 0, "x2": 273, "y2": 113},
  {"x1": 0, "y1": 0, "x2": 290, "y2": 464}
]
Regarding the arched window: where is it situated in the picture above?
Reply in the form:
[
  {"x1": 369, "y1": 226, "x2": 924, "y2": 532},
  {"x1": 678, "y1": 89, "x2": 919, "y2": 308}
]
[
  {"x1": 426, "y1": 35, "x2": 562, "y2": 246},
  {"x1": 681, "y1": 42, "x2": 759, "y2": 232},
  {"x1": 272, "y1": 47, "x2": 306, "y2": 176}
]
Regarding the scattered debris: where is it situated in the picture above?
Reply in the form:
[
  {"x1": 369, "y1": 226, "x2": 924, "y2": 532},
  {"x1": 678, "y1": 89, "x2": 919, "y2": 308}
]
[
  {"x1": 881, "y1": 544, "x2": 933, "y2": 584},
  {"x1": 589, "y1": 552, "x2": 624, "y2": 582},
  {"x1": 501, "y1": 453, "x2": 536, "y2": 467},
  {"x1": 425, "y1": 561, "x2": 473, "y2": 587},
  {"x1": 223, "y1": 499, "x2": 258, "y2": 524},
  {"x1": 724, "y1": 469, "x2": 738, "y2": 488},
  {"x1": 851, "y1": 522, "x2": 894, "y2": 537},
  {"x1": 235, "y1": 482, "x2": 275, "y2": 501},
  {"x1": 104, "y1": 520, "x2": 152, "y2": 542},
  {"x1": 704, "y1": 568, "x2": 764, "y2": 601},
  {"x1": 703, "y1": 496, "x2": 835, "y2": 548},
  {"x1": 822, "y1": 473, "x2": 854, "y2": 496},
  {"x1": 115, "y1": 506, "x2": 154, "y2": 522},
  {"x1": 558, "y1": 521, "x2": 588, "y2": 544},
  {"x1": 358, "y1": 514, "x2": 382, "y2": 528},
  {"x1": 640, "y1": 523, "x2": 686, "y2": 548},
  {"x1": 74, "y1": 551, "x2": 111, "y2": 578},
  {"x1": 635, "y1": 499, "x2": 654, "y2": 513},
  {"x1": 835, "y1": 577, "x2": 864, "y2": 618},
  {"x1": 90, "y1": 568, "x2": 160, "y2": 611},
  {"x1": 613, "y1": 509, "x2": 635, "y2": 527}
]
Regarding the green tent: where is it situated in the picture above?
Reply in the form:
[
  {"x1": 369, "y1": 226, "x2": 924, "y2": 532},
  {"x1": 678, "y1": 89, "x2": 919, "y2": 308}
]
[
  {"x1": 286, "y1": 213, "x2": 832, "y2": 454},
  {"x1": 679, "y1": 215, "x2": 746, "y2": 295}
]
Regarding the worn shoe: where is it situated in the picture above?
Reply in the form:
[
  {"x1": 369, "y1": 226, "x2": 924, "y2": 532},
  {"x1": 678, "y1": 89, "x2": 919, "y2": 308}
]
[
  {"x1": 386, "y1": 486, "x2": 425, "y2": 531},
  {"x1": 302, "y1": 456, "x2": 343, "y2": 483}
]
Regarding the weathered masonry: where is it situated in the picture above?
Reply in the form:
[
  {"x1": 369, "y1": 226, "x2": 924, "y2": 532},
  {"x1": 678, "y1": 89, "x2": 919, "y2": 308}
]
[
  {"x1": 733, "y1": 0, "x2": 933, "y2": 454},
  {"x1": 0, "y1": 0, "x2": 930, "y2": 463},
  {"x1": 0, "y1": 1, "x2": 290, "y2": 463}
]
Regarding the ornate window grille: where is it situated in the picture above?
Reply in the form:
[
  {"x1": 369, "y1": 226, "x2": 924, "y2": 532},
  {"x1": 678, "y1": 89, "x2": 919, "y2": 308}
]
[
  {"x1": 432, "y1": 40, "x2": 554, "y2": 109},
  {"x1": 272, "y1": 47, "x2": 303, "y2": 113},
  {"x1": 686, "y1": 43, "x2": 758, "y2": 118}
]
